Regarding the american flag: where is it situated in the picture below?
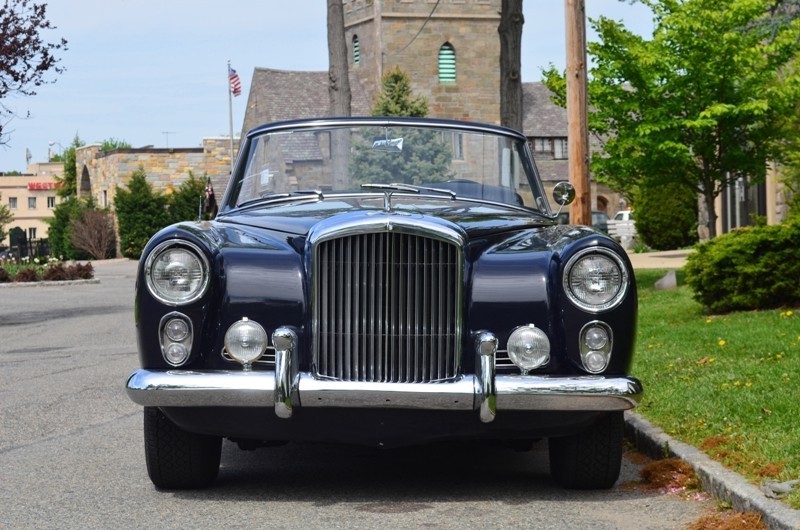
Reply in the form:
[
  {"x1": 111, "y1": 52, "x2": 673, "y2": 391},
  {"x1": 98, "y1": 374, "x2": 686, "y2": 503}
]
[{"x1": 229, "y1": 66, "x2": 242, "y2": 97}]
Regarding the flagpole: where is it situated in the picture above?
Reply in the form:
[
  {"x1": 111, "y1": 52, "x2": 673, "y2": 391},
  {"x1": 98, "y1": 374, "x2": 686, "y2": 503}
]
[{"x1": 228, "y1": 60, "x2": 234, "y2": 173}]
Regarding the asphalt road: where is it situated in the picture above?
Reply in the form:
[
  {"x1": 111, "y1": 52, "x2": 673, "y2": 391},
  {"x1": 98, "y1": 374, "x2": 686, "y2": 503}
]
[{"x1": 0, "y1": 259, "x2": 712, "y2": 529}]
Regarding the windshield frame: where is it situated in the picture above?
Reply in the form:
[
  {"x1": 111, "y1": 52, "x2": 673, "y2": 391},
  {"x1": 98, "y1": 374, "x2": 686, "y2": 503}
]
[{"x1": 220, "y1": 117, "x2": 551, "y2": 217}]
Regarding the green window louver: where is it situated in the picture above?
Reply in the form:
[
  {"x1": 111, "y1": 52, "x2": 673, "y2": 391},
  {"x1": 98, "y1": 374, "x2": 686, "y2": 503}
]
[
  {"x1": 353, "y1": 35, "x2": 360, "y2": 65},
  {"x1": 438, "y1": 43, "x2": 456, "y2": 83}
]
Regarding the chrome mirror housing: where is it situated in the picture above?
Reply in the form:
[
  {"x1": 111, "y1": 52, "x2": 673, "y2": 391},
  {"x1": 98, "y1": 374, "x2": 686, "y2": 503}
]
[{"x1": 552, "y1": 181, "x2": 576, "y2": 207}]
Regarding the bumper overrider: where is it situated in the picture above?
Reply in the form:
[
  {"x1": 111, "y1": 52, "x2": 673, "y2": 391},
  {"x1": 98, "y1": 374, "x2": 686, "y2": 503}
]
[{"x1": 126, "y1": 327, "x2": 642, "y2": 423}]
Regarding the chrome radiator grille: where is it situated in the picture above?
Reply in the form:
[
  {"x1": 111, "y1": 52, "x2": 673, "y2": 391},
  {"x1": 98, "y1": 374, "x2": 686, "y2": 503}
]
[{"x1": 313, "y1": 232, "x2": 461, "y2": 383}]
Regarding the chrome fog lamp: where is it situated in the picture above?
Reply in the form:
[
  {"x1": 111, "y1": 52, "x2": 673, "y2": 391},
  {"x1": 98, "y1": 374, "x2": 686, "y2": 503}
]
[
  {"x1": 507, "y1": 324, "x2": 550, "y2": 374},
  {"x1": 224, "y1": 318, "x2": 268, "y2": 369},
  {"x1": 563, "y1": 248, "x2": 628, "y2": 313},
  {"x1": 580, "y1": 321, "x2": 613, "y2": 374},
  {"x1": 159, "y1": 312, "x2": 193, "y2": 367},
  {"x1": 145, "y1": 241, "x2": 210, "y2": 306}
]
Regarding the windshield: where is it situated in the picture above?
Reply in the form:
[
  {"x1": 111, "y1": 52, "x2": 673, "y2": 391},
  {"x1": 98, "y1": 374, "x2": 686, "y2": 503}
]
[{"x1": 225, "y1": 121, "x2": 548, "y2": 212}]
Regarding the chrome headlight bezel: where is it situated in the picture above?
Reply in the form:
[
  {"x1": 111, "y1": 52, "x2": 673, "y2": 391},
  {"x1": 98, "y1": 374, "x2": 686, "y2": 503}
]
[
  {"x1": 159, "y1": 312, "x2": 194, "y2": 367},
  {"x1": 562, "y1": 247, "x2": 629, "y2": 313},
  {"x1": 144, "y1": 240, "x2": 210, "y2": 306}
]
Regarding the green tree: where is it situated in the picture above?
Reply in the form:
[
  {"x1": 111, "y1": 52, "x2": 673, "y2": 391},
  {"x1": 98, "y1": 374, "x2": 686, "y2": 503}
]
[
  {"x1": 351, "y1": 68, "x2": 453, "y2": 185},
  {"x1": 0, "y1": 0, "x2": 67, "y2": 145},
  {"x1": 114, "y1": 167, "x2": 170, "y2": 259},
  {"x1": 55, "y1": 134, "x2": 85, "y2": 199},
  {"x1": 0, "y1": 193, "x2": 14, "y2": 243},
  {"x1": 371, "y1": 67, "x2": 428, "y2": 117},
  {"x1": 543, "y1": 0, "x2": 800, "y2": 239},
  {"x1": 100, "y1": 137, "x2": 131, "y2": 151},
  {"x1": 168, "y1": 172, "x2": 208, "y2": 223}
]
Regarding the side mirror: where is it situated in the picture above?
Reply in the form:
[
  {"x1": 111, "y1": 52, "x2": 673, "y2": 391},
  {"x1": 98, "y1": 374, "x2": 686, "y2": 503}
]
[{"x1": 552, "y1": 181, "x2": 576, "y2": 206}]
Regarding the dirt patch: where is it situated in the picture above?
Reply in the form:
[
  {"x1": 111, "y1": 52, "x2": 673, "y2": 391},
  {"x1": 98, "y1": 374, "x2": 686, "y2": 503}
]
[
  {"x1": 688, "y1": 510, "x2": 766, "y2": 530},
  {"x1": 640, "y1": 458, "x2": 702, "y2": 493}
]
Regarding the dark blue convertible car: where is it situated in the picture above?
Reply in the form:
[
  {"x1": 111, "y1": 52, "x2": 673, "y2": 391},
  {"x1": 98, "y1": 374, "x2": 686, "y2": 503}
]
[{"x1": 126, "y1": 117, "x2": 641, "y2": 490}]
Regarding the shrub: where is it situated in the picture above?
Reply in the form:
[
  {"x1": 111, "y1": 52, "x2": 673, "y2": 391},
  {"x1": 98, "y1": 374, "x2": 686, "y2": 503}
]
[
  {"x1": 115, "y1": 167, "x2": 170, "y2": 259},
  {"x1": 70, "y1": 209, "x2": 116, "y2": 259},
  {"x1": 0, "y1": 268, "x2": 10, "y2": 282},
  {"x1": 42, "y1": 263, "x2": 70, "y2": 281},
  {"x1": 635, "y1": 181, "x2": 698, "y2": 250},
  {"x1": 70, "y1": 262, "x2": 94, "y2": 280},
  {"x1": 47, "y1": 198, "x2": 92, "y2": 260},
  {"x1": 14, "y1": 268, "x2": 40, "y2": 282},
  {"x1": 685, "y1": 221, "x2": 800, "y2": 313}
]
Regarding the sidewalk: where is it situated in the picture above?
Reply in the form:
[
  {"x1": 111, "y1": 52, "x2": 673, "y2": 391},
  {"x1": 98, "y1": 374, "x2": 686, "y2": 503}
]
[{"x1": 626, "y1": 249, "x2": 692, "y2": 269}]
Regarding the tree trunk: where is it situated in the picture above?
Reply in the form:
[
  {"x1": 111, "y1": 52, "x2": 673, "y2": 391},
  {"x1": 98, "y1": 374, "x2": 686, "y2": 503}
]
[
  {"x1": 499, "y1": 0, "x2": 524, "y2": 132},
  {"x1": 327, "y1": 0, "x2": 352, "y2": 188},
  {"x1": 703, "y1": 185, "x2": 718, "y2": 239},
  {"x1": 327, "y1": 0, "x2": 351, "y2": 117}
]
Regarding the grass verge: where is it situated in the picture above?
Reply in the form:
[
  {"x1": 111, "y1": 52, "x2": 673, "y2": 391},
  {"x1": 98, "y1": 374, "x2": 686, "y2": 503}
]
[{"x1": 633, "y1": 269, "x2": 800, "y2": 509}]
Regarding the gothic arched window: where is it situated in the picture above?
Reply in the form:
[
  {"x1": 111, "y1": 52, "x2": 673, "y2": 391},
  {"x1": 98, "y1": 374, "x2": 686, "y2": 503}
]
[{"x1": 438, "y1": 43, "x2": 456, "y2": 83}]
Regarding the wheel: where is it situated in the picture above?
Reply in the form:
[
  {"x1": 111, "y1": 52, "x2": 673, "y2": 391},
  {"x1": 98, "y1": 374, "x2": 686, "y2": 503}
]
[
  {"x1": 548, "y1": 412, "x2": 624, "y2": 489},
  {"x1": 143, "y1": 407, "x2": 221, "y2": 489}
]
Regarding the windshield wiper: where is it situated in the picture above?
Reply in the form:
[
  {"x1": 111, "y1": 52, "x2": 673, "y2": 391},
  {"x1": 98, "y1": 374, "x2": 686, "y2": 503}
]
[
  {"x1": 361, "y1": 182, "x2": 457, "y2": 199},
  {"x1": 235, "y1": 189, "x2": 324, "y2": 209}
]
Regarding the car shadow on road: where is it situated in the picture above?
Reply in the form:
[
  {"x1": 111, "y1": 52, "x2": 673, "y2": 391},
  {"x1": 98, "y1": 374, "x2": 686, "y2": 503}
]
[{"x1": 168, "y1": 438, "x2": 650, "y2": 506}]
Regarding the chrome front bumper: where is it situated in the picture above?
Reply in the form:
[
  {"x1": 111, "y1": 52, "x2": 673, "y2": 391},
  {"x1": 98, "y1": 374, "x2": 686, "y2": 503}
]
[
  {"x1": 126, "y1": 369, "x2": 642, "y2": 422},
  {"x1": 127, "y1": 327, "x2": 642, "y2": 423}
]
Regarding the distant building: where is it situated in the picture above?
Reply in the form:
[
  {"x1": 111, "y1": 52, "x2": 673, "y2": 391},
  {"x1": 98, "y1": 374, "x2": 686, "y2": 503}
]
[{"x1": 0, "y1": 163, "x2": 64, "y2": 247}]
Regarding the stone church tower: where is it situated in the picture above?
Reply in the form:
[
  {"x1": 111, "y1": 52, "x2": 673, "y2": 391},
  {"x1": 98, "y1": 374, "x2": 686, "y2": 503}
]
[{"x1": 343, "y1": 0, "x2": 501, "y2": 124}]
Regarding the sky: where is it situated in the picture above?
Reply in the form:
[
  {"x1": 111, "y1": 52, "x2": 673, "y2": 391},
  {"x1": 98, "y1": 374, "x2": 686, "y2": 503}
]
[{"x1": 0, "y1": 0, "x2": 654, "y2": 172}]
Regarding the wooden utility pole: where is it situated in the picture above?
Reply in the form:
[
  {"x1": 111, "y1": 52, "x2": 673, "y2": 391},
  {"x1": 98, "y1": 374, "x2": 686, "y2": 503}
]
[{"x1": 565, "y1": 0, "x2": 591, "y2": 226}]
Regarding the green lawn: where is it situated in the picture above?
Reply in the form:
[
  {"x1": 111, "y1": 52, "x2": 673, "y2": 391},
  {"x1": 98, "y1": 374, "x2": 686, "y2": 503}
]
[{"x1": 632, "y1": 269, "x2": 800, "y2": 509}]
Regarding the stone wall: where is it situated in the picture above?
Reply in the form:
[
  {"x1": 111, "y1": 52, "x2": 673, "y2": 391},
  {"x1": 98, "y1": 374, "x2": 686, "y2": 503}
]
[{"x1": 76, "y1": 137, "x2": 238, "y2": 209}]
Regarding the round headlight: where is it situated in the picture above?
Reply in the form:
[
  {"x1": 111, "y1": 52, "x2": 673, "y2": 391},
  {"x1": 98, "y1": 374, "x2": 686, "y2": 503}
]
[
  {"x1": 224, "y1": 318, "x2": 268, "y2": 365},
  {"x1": 563, "y1": 248, "x2": 628, "y2": 312},
  {"x1": 507, "y1": 324, "x2": 550, "y2": 373},
  {"x1": 145, "y1": 241, "x2": 210, "y2": 305}
]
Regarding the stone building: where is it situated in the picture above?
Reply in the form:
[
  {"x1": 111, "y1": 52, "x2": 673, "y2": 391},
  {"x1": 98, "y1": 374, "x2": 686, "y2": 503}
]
[
  {"x1": 241, "y1": 0, "x2": 623, "y2": 218},
  {"x1": 75, "y1": 137, "x2": 238, "y2": 209}
]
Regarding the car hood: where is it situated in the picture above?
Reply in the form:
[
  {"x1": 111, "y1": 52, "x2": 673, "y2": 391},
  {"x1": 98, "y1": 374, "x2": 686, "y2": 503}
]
[{"x1": 215, "y1": 197, "x2": 554, "y2": 240}]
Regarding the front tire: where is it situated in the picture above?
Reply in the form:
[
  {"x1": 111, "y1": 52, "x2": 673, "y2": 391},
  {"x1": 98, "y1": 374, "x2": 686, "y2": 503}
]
[
  {"x1": 548, "y1": 412, "x2": 624, "y2": 489},
  {"x1": 143, "y1": 407, "x2": 221, "y2": 489}
]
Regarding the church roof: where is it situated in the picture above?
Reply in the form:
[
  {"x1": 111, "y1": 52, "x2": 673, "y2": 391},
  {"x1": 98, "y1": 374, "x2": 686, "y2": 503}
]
[
  {"x1": 241, "y1": 68, "x2": 372, "y2": 137},
  {"x1": 522, "y1": 82, "x2": 568, "y2": 138}
]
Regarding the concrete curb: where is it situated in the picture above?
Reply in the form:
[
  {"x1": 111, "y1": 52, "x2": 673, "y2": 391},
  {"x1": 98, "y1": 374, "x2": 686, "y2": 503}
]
[
  {"x1": 625, "y1": 411, "x2": 800, "y2": 529},
  {"x1": 0, "y1": 279, "x2": 100, "y2": 289}
]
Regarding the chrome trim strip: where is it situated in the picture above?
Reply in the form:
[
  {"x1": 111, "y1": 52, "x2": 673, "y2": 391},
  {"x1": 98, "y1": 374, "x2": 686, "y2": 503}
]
[{"x1": 127, "y1": 369, "x2": 642, "y2": 412}]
